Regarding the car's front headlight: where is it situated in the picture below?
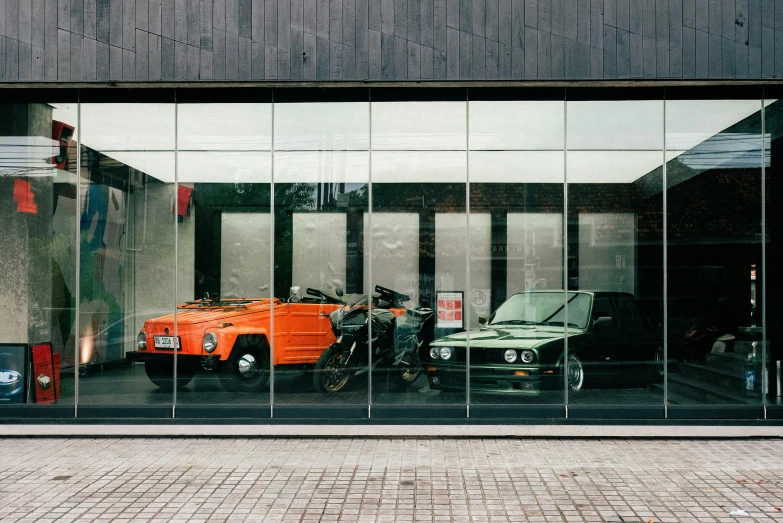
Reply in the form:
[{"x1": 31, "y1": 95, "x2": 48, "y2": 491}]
[
  {"x1": 520, "y1": 350, "x2": 534, "y2": 363},
  {"x1": 439, "y1": 347, "x2": 453, "y2": 360},
  {"x1": 430, "y1": 347, "x2": 440, "y2": 360},
  {"x1": 137, "y1": 332, "x2": 147, "y2": 350},
  {"x1": 202, "y1": 332, "x2": 218, "y2": 353},
  {"x1": 504, "y1": 349, "x2": 517, "y2": 363}
]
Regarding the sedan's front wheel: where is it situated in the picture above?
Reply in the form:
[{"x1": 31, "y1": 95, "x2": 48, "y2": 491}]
[{"x1": 566, "y1": 353, "x2": 584, "y2": 391}]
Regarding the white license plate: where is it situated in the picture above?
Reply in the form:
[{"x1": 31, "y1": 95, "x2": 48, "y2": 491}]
[{"x1": 153, "y1": 336, "x2": 180, "y2": 349}]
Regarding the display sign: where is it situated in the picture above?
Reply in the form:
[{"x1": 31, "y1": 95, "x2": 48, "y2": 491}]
[
  {"x1": 436, "y1": 291, "x2": 464, "y2": 329},
  {"x1": 0, "y1": 345, "x2": 27, "y2": 404}
]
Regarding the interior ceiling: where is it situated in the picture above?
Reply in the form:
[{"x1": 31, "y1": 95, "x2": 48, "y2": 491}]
[{"x1": 45, "y1": 100, "x2": 774, "y2": 185}]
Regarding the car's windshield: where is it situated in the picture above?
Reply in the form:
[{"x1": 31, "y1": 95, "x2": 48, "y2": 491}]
[{"x1": 488, "y1": 292, "x2": 592, "y2": 329}]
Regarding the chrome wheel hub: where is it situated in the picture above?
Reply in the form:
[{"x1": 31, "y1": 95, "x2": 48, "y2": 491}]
[{"x1": 238, "y1": 354, "x2": 258, "y2": 378}]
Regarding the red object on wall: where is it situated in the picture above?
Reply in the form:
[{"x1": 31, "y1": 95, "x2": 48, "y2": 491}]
[
  {"x1": 30, "y1": 344, "x2": 55, "y2": 404},
  {"x1": 13, "y1": 179, "x2": 37, "y2": 214},
  {"x1": 176, "y1": 185, "x2": 194, "y2": 217},
  {"x1": 52, "y1": 120, "x2": 75, "y2": 170}
]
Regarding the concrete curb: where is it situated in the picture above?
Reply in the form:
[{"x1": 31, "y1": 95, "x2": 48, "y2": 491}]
[{"x1": 1, "y1": 424, "x2": 782, "y2": 437}]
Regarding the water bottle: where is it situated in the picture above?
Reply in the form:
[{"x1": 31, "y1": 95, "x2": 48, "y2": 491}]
[{"x1": 744, "y1": 343, "x2": 758, "y2": 397}]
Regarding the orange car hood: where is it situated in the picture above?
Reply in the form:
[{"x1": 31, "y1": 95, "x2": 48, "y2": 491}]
[{"x1": 145, "y1": 299, "x2": 278, "y2": 326}]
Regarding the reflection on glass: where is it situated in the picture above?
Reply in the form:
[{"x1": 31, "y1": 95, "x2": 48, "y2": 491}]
[
  {"x1": 567, "y1": 97, "x2": 664, "y2": 407},
  {"x1": 78, "y1": 102, "x2": 176, "y2": 406},
  {"x1": 666, "y1": 98, "x2": 764, "y2": 407}
]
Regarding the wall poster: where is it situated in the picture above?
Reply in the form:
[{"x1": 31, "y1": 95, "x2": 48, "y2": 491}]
[{"x1": 436, "y1": 291, "x2": 464, "y2": 329}]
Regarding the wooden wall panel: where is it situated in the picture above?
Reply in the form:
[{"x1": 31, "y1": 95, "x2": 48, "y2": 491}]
[{"x1": 0, "y1": 0, "x2": 779, "y2": 80}]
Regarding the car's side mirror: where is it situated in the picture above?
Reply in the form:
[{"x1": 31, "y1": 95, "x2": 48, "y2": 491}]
[
  {"x1": 478, "y1": 316, "x2": 487, "y2": 326},
  {"x1": 289, "y1": 286, "x2": 301, "y2": 303},
  {"x1": 593, "y1": 316, "x2": 613, "y2": 331},
  {"x1": 335, "y1": 288, "x2": 344, "y2": 297}
]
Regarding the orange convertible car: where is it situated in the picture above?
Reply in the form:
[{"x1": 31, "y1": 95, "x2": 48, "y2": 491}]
[{"x1": 127, "y1": 287, "x2": 359, "y2": 392}]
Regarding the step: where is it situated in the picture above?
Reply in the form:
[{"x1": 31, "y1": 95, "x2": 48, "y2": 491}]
[
  {"x1": 705, "y1": 352, "x2": 746, "y2": 373},
  {"x1": 651, "y1": 383, "x2": 717, "y2": 406},
  {"x1": 677, "y1": 362, "x2": 745, "y2": 391},
  {"x1": 666, "y1": 374, "x2": 758, "y2": 405}
]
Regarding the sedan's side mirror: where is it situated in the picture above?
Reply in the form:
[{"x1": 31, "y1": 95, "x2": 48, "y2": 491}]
[
  {"x1": 478, "y1": 316, "x2": 487, "y2": 326},
  {"x1": 592, "y1": 316, "x2": 613, "y2": 332},
  {"x1": 289, "y1": 286, "x2": 301, "y2": 303},
  {"x1": 335, "y1": 288, "x2": 344, "y2": 297}
]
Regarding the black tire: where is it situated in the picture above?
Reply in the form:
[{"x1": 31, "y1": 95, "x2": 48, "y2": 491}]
[
  {"x1": 313, "y1": 344, "x2": 351, "y2": 393},
  {"x1": 218, "y1": 339, "x2": 270, "y2": 393},
  {"x1": 387, "y1": 354, "x2": 423, "y2": 390},
  {"x1": 145, "y1": 359, "x2": 196, "y2": 391}
]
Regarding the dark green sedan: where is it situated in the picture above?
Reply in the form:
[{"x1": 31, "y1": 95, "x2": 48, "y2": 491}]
[{"x1": 426, "y1": 291, "x2": 663, "y2": 393}]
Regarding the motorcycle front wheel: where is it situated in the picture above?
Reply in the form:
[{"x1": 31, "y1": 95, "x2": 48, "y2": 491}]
[{"x1": 313, "y1": 344, "x2": 352, "y2": 393}]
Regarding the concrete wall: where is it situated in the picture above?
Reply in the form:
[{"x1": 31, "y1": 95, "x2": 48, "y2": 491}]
[{"x1": 0, "y1": 0, "x2": 775, "y2": 82}]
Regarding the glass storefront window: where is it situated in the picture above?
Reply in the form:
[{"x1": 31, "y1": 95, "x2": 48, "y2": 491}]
[
  {"x1": 273, "y1": 92, "x2": 370, "y2": 413},
  {"x1": 0, "y1": 87, "x2": 774, "y2": 421},
  {"x1": 370, "y1": 91, "x2": 467, "y2": 410},
  {"x1": 174, "y1": 93, "x2": 273, "y2": 413},
  {"x1": 566, "y1": 91, "x2": 665, "y2": 412},
  {"x1": 665, "y1": 89, "x2": 764, "y2": 412},
  {"x1": 467, "y1": 92, "x2": 566, "y2": 412},
  {"x1": 77, "y1": 95, "x2": 176, "y2": 409},
  {"x1": 0, "y1": 95, "x2": 78, "y2": 409}
]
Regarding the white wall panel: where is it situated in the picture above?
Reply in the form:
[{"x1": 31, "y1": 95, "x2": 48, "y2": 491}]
[
  {"x1": 364, "y1": 213, "x2": 419, "y2": 308},
  {"x1": 292, "y1": 213, "x2": 347, "y2": 295},
  {"x1": 221, "y1": 212, "x2": 271, "y2": 298},
  {"x1": 507, "y1": 213, "x2": 563, "y2": 296}
]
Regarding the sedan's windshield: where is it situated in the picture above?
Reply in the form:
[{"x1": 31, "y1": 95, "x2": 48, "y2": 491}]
[{"x1": 489, "y1": 292, "x2": 592, "y2": 329}]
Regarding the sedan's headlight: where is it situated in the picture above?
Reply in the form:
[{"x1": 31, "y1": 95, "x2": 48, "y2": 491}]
[
  {"x1": 504, "y1": 349, "x2": 517, "y2": 363},
  {"x1": 429, "y1": 347, "x2": 440, "y2": 360},
  {"x1": 520, "y1": 350, "x2": 534, "y2": 363},
  {"x1": 202, "y1": 332, "x2": 218, "y2": 353},
  {"x1": 137, "y1": 332, "x2": 147, "y2": 350},
  {"x1": 439, "y1": 347, "x2": 453, "y2": 360}
]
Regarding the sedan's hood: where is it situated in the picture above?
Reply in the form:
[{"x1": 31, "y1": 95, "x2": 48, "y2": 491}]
[{"x1": 431, "y1": 325, "x2": 583, "y2": 349}]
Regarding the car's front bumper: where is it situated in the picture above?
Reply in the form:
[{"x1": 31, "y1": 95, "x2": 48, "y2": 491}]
[
  {"x1": 425, "y1": 363, "x2": 562, "y2": 394},
  {"x1": 126, "y1": 351, "x2": 214, "y2": 365}
]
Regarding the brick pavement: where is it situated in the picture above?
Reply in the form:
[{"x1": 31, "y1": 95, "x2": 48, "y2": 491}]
[{"x1": 1, "y1": 438, "x2": 782, "y2": 522}]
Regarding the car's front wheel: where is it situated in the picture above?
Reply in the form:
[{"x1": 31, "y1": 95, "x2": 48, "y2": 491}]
[
  {"x1": 218, "y1": 341, "x2": 270, "y2": 393},
  {"x1": 566, "y1": 353, "x2": 584, "y2": 391},
  {"x1": 145, "y1": 359, "x2": 196, "y2": 391}
]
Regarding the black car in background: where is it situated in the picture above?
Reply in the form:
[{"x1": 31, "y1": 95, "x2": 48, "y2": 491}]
[{"x1": 426, "y1": 291, "x2": 663, "y2": 393}]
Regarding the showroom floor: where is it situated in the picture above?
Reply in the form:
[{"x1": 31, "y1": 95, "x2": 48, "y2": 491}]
[
  {"x1": 1, "y1": 437, "x2": 782, "y2": 522},
  {"x1": 66, "y1": 362, "x2": 667, "y2": 407}
]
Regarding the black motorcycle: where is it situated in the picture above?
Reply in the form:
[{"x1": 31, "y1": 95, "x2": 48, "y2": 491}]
[{"x1": 312, "y1": 285, "x2": 435, "y2": 393}]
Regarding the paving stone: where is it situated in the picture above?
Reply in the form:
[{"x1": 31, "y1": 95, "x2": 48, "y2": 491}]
[{"x1": 2, "y1": 438, "x2": 783, "y2": 521}]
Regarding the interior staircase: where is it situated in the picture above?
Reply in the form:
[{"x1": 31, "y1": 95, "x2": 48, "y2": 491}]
[{"x1": 656, "y1": 338, "x2": 765, "y2": 405}]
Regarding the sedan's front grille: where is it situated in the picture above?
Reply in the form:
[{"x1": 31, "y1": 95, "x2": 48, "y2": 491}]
[{"x1": 442, "y1": 348, "x2": 509, "y2": 365}]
